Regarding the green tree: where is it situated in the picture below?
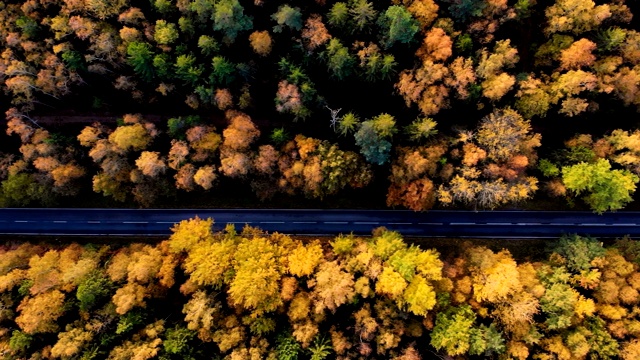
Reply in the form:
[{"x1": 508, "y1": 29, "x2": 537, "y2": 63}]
[
  {"x1": 15, "y1": 16, "x2": 40, "y2": 39},
  {"x1": 538, "y1": 266, "x2": 581, "y2": 330},
  {"x1": 276, "y1": 332, "x2": 302, "y2": 360},
  {"x1": 562, "y1": 159, "x2": 639, "y2": 213},
  {"x1": 355, "y1": 122, "x2": 392, "y2": 165},
  {"x1": 595, "y1": 27, "x2": 627, "y2": 52},
  {"x1": 76, "y1": 271, "x2": 112, "y2": 311},
  {"x1": 349, "y1": 0, "x2": 377, "y2": 32},
  {"x1": 371, "y1": 113, "x2": 397, "y2": 138},
  {"x1": 327, "y1": 2, "x2": 349, "y2": 28},
  {"x1": 175, "y1": 54, "x2": 203, "y2": 85},
  {"x1": 213, "y1": 0, "x2": 253, "y2": 43},
  {"x1": 154, "y1": 20, "x2": 179, "y2": 45},
  {"x1": 1, "y1": 173, "x2": 50, "y2": 207},
  {"x1": 197, "y1": 35, "x2": 219, "y2": 55},
  {"x1": 127, "y1": 42, "x2": 155, "y2": 82},
  {"x1": 406, "y1": 117, "x2": 438, "y2": 141},
  {"x1": 337, "y1": 112, "x2": 360, "y2": 136},
  {"x1": 163, "y1": 326, "x2": 195, "y2": 355},
  {"x1": 153, "y1": 54, "x2": 172, "y2": 79},
  {"x1": 270, "y1": 128, "x2": 289, "y2": 145},
  {"x1": 9, "y1": 330, "x2": 32, "y2": 354},
  {"x1": 154, "y1": 0, "x2": 175, "y2": 13},
  {"x1": 538, "y1": 158, "x2": 560, "y2": 177},
  {"x1": 61, "y1": 51, "x2": 86, "y2": 71},
  {"x1": 430, "y1": 305, "x2": 476, "y2": 356},
  {"x1": 447, "y1": 0, "x2": 486, "y2": 23},
  {"x1": 272, "y1": 5, "x2": 303, "y2": 33},
  {"x1": 377, "y1": 5, "x2": 420, "y2": 48},
  {"x1": 324, "y1": 39, "x2": 355, "y2": 80},
  {"x1": 211, "y1": 56, "x2": 236, "y2": 86},
  {"x1": 551, "y1": 234, "x2": 605, "y2": 273},
  {"x1": 469, "y1": 324, "x2": 506, "y2": 356}
]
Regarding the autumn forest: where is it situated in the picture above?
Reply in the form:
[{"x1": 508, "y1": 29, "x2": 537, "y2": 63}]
[
  {"x1": 0, "y1": 219, "x2": 639, "y2": 359},
  {"x1": 0, "y1": 0, "x2": 639, "y2": 211}
]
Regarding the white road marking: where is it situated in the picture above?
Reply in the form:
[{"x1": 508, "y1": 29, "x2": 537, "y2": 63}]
[
  {"x1": 87, "y1": 221, "x2": 101, "y2": 224},
  {"x1": 53, "y1": 221, "x2": 67, "y2": 223},
  {"x1": 354, "y1": 222, "x2": 380, "y2": 225},
  {"x1": 450, "y1": 222, "x2": 475, "y2": 225},
  {"x1": 551, "y1": 223, "x2": 577, "y2": 226},
  {"x1": 154, "y1": 221, "x2": 175, "y2": 224},
  {"x1": 123, "y1": 221, "x2": 148, "y2": 224},
  {"x1": 260, "y1": 221, "x2": 285, "y2": 224},
  {"x1": 612, "y1": 223, "x2": 637, "y2": 226},
  {"x1": 580, "y1": 223, "x2": 607, "y2": 226},
  {"x1": 14, "y1": 220, "x2": 28, "y2": 223},
  {"x1": 388, "y1": 222, "x2": 412, "y2": 225},
  {"x1": 324, "y1": 221, "x2": 347, "y2": 224},
  {"x1": 486, "y1": 222, "x2": 512, "y2": 225}
]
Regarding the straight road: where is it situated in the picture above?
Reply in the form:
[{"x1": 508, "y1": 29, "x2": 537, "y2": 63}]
[{"x1": 0, "y1": 208, "x2": 640, "y2": 238}]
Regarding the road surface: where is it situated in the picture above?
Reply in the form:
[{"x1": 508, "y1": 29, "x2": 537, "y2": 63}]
[{"x1": 0, "y1": 208, "x2": 639, "y2": 238}]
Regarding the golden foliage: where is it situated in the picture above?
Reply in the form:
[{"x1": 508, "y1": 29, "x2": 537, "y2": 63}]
[
  {"x1": 50, "y1": 327, "x2": 93, "y2": 358},
  {"x1": 287, "y1": 242, "x2": 324, "y2": 277},
  {"x1": 212, "y1": 315, "x2": 245, "y2": 352},
  {"x1": 222, "y1": 112, "x2": 260, "y2": 151},
  {"x1": 112, "y1": 282, "x2": 147, "y2": 315},
  {"x1": 416, "y1": 27, "x2": 451, "y2": 62},
  {"x1": 182, "y1": 290, "x2": 218, "y2": 340},
  {"x1": 26, "y1": 250, "x2": 61, "y2": 294},
  {"x1": 407, "y1": 0, "x2": 438, "y2": 27},
  {"x1": 184, "y1": 239, "x2": 236, "y2": 287},
  {"x1": 621, "y1": 339, "x2": 640, "y2": 360},
  {"x1": 16, "y1": 290, "x2": 66, "y2": 334},
  {"x1": 312, "y1": 261, "x2": 355, "y2": 313},
  {"x1": 471, "y1": 250, "x2": 522, "y2": 303},
  {"x1": 376, "y1": 266, "x2": 407, "y2": 299},
  {"x1": 168, "y1": 217, "x2": 215, "y2": 253},
  {"x1": 249, "y1": 30, "x2": 272, "y2": 56},
  {"x1": 401, "y1": 275, "x2": 436, "y2": 316},
  {"x1": 108, "y1": 123, "x2": 151, "y2": 152},
  {"x1": 292, "y1": 320, "x2": 318, "y2": 348},
  {"x1": 288, "y1": 292, "x2": 311, "y2": 322},
  {"x1": 228, "y1": 237, "x2": 283, "y2": 314},
  {"x1": 135, "y1": 151, "x2": 166, "y2": 178}
]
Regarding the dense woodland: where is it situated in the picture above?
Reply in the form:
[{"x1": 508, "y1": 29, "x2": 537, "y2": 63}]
[
  {"x1": 0, "y1": 219, "x2": 638, "y2": 359},
  {"x1": 1, "y1": 0, "x2": 640, "y2": 211}
]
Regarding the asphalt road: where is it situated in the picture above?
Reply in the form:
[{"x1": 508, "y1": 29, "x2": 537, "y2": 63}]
[{"x1": 0, "y1": 208, "x2": 640, "y2": 238}]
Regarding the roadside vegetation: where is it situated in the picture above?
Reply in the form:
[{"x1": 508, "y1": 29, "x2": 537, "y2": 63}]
[
  {"x1": 0, "y1": 218, "x2": 640, "y2": 359},
  {"x1": 1, "y1": 0, "x2": 640, "y2": 212}
]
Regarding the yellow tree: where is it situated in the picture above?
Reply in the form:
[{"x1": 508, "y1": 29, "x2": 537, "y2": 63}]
[
  {"x1": 545, "y1": 0, "x2": 611, "y2": 35},
  {"x1": 168, "y1": 216, "x2": 215, "y2": 253},
  {"x1": 108, "y1": 123, "x2": 152, "y2": 152},
  {"x1": 135, "y1": 151, "x2": 166, "y2": 178},
  {"x1": 16, "y1": 290, "x2": 66, "y2": 334},
  {"x1": 476, "y1": 40, "x2": 519, "y2": 101},
  {"x1": 228, "y1": 237, "x2": 284, "y2": 315}
]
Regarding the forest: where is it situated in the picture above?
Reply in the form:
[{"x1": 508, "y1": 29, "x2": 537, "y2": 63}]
[
  {"x1": 0, "y1": 218, "x2": 638, "y2": 359},
  {"x1": 0, "y1": 0, "x2": 640, "y2": 211}
]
